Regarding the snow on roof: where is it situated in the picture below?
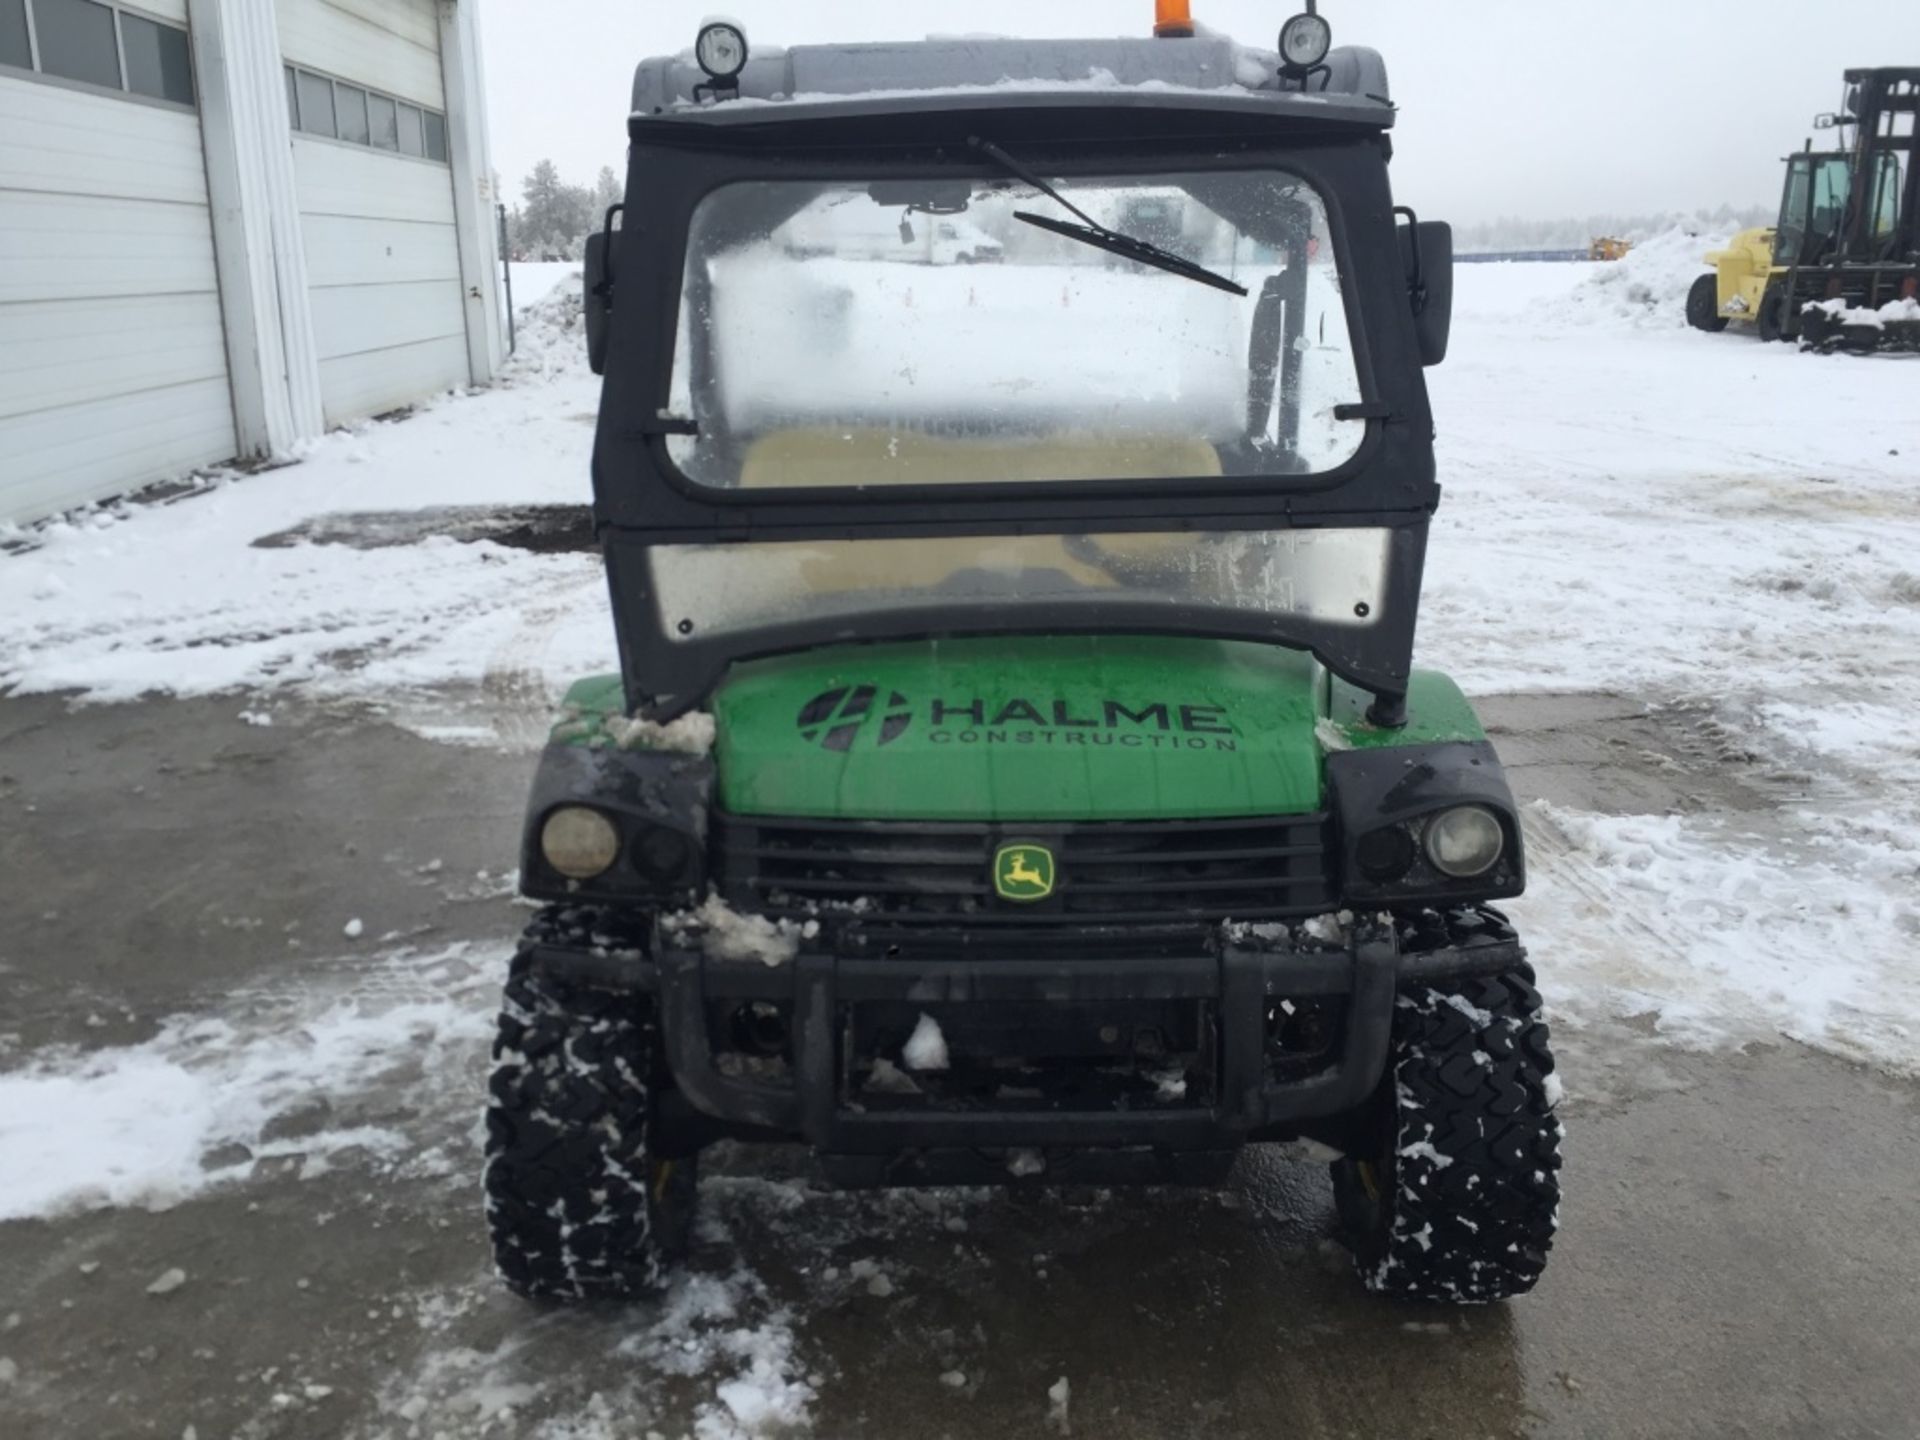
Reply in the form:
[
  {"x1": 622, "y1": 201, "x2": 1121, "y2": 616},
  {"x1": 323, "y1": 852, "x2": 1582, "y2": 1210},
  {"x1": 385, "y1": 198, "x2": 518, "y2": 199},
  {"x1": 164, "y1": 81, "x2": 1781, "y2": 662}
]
[{"x1": 631, "y1": 35, "x2": 1392, "y2": 128}]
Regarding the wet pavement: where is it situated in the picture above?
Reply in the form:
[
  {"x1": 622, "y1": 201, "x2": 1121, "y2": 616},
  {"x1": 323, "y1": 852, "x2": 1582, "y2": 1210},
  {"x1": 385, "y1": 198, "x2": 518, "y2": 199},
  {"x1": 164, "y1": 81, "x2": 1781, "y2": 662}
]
[{"x1": 2, "y1": 691, "x2": 1916, "y2": 1439}]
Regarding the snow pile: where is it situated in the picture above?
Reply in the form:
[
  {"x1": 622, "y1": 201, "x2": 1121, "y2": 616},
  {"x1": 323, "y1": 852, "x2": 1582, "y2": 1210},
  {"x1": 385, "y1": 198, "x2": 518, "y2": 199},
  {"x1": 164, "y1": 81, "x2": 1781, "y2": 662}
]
[
  {"x1": 1543, "y1": 228, "x2": 1724, "y2": 328},
  {"x1": 499, "y1": 269, "x2": 589, "y2": 384},
  {"x1": 381, "y1": 1260, "x2": 819, "y2": 1439},
  {"x1": 0, "y1": 944, "x2": 492, "y2": 1221},
  {"x1": 605, "y1": 709, "x2": 718, "y2": 757},
  {"x1": 665, "y1": 895, "x2": 819, "y2": 967},
  {"x1": 612, "y1": 1268, "x2": 815, "y2": 1439},
  {"x1": 508, "y1": 260, "x2": 586, "y2": 312},
  {"x1": 902, "y1": 1013, "x2": 950, "y2": 1071}
]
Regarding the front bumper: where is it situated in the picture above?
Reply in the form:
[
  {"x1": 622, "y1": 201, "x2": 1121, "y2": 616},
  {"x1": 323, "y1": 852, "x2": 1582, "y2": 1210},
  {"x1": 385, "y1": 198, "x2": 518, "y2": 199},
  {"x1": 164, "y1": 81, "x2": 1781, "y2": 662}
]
[{"x1": 527, "y1": 907, "x2": 1524, "y2": 1163}]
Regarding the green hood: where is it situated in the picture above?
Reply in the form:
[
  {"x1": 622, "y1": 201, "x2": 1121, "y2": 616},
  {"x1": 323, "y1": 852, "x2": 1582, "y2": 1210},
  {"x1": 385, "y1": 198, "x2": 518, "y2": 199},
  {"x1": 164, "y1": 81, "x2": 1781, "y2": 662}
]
[{"x1": 710, "y1": 636, "x2": 1330, "y2": 822}]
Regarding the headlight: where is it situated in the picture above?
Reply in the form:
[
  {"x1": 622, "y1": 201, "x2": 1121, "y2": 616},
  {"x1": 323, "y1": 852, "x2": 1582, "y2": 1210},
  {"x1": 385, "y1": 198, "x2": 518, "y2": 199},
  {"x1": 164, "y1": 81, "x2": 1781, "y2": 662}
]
[
  {"x1": 1279, "y1": 12, "x2": 1333, "y2": 71},
  {"x1": 540, "y1": 806, "x2": 621, "y2": 880},
  {"x1": 695, "y1": 21, "x2": 749, "y2": 80},
  {"x1": 1424, "y1": 806, "x2": 1504, "y2": 879}
]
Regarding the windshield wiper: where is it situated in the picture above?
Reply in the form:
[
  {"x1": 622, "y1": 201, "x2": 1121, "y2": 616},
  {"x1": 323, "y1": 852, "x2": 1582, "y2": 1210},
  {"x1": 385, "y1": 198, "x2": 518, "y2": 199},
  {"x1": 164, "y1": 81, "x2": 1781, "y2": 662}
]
[{"x1": 968, "y1": 136, "x2": 1249, "y2": 298}]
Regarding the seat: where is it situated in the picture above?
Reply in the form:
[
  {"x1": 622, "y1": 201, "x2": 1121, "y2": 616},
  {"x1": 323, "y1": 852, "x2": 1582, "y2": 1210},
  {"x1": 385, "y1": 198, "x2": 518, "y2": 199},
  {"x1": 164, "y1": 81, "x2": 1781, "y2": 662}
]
[{"x1": 734, "y1": 429, "x2": 1222, "y2": 595}]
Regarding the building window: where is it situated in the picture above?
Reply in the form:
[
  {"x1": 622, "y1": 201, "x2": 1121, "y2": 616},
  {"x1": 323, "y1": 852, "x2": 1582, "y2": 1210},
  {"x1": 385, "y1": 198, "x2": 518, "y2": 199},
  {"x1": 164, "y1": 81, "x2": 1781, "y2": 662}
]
[
  {"x1": 282, "y1": 63, "x2": 448, "y2": 166},
  {"x1": 33, "y1": 0, "x2": 118, "y2": 89},
  {"x1": 121, "y1": 11, "x2": 192, "y2": 104},
  {"x1": 294, "y1": 66, "x2": 333, "y2": 135},
  {"x1": 334, "y1": 82, "x2": 368, "y2": 144},
  {"x1": 368, "y1": 91, "x2": 397, "y2": 150},
  {"x1": 396, "y1": 101, "x2": 423, "y2": 157},
  {"x1": 1, "y1": 1, "x2": 33, "y2": 71},
  {"x1": 1, "y1": 0, "x2": 196, "y2": 108}
]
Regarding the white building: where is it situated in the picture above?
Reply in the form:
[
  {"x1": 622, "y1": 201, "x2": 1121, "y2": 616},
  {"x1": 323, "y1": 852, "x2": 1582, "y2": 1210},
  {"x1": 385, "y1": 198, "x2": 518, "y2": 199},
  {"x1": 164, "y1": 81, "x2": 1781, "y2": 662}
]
[{"x1": 0, "y1": 0, "x2": 508, "y2": 527}]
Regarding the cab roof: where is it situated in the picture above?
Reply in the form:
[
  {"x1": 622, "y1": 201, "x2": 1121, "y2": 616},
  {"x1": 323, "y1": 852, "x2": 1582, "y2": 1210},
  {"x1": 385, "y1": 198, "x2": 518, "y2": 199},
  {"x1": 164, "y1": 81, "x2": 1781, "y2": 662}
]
[{"x1": 630, "y1": 34, "x2": 1393, "y2": 131}]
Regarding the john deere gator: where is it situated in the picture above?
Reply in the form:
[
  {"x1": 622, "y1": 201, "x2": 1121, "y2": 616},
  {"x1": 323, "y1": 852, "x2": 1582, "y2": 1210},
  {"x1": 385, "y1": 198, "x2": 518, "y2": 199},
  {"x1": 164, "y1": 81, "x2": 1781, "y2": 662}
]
[{"x1": 483, "y1": 5, "x2": 1564, "y2": 1308}]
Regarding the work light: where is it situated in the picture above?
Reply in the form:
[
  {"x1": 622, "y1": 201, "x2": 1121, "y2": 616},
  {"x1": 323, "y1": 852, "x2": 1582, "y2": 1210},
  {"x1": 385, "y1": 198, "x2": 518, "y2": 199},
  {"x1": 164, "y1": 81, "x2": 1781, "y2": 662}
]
[
  {"x1": 1278, "y1": 11, "x2": 1333, "y2": 72},
  {"x1": 695, "y1": 21, "x2": 749, "y2": 80}
]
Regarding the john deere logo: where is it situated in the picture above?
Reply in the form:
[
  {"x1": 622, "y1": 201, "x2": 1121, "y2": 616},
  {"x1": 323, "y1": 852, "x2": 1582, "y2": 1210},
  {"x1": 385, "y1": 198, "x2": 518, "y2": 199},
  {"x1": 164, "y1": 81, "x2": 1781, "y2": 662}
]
[
  {"x1": 994, "y1": 842, "x2": 1057, "y2": 903},
  {"x1": 796, "y1": 685, "x2": 912, "y2": 752}
]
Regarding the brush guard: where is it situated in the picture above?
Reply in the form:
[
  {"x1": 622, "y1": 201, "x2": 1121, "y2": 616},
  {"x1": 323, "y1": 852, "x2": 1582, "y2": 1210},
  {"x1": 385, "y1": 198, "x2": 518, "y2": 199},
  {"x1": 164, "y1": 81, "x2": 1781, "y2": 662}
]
[{"x1": 524, "y1": 906, "x2": 1528, "y2": 1176}]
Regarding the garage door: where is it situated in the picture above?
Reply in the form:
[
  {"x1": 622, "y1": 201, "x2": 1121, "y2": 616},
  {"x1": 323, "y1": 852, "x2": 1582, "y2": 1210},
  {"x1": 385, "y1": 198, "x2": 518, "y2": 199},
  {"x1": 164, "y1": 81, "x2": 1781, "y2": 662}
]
[
  {"x1": 279, "y1": 0, "x2": 467, "y2": 427},
  {"x1": 0, "y1": 0, "x2": 237, "y2": 526}
]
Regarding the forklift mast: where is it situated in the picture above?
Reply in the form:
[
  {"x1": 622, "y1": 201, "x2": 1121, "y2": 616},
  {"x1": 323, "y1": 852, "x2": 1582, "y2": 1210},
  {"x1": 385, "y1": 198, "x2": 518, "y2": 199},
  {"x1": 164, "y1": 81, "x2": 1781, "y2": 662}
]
[{"x1": 1838, "y1": 67, "x2": 1919, "y2": 262}]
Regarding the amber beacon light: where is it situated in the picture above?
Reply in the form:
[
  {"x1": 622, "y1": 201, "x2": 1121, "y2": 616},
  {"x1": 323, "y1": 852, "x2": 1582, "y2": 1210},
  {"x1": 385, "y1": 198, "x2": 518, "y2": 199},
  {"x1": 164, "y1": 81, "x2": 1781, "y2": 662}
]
[{"x1": 1154, "y1": 0, "x2": 1196, "y2": 38}]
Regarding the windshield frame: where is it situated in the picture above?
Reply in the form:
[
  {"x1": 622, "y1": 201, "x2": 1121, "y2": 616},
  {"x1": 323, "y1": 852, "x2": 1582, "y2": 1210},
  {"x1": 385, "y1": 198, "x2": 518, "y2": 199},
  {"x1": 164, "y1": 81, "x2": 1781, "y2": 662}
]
[{"x1": 593, "y1": 112, "x2": 1440, "y2": 720}]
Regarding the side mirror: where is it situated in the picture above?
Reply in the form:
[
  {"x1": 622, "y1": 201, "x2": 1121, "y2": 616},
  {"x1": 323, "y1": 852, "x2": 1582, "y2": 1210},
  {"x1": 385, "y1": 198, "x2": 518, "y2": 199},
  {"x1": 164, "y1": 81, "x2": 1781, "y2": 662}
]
[
  {"x1": 1396, "y1": 214, "x2": 1453, "y2": 367},
  {"x1": 584, "y1": 204, "x2": 621, "y2": 376}
]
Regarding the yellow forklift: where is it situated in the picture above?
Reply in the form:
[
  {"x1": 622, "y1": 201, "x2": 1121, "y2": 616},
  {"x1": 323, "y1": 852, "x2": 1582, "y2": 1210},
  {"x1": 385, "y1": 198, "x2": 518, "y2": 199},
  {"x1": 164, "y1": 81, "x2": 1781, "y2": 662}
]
[{"x1": 1687, "y1": 68, "x2": 1917, "y2": 351}]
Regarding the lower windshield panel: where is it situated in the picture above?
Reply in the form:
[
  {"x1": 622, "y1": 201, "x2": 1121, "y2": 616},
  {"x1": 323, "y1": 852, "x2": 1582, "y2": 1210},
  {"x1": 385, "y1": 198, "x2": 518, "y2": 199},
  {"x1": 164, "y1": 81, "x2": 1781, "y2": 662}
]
[{"x1": 651, "y1": 530, "x2": 1390, "y2": 642}]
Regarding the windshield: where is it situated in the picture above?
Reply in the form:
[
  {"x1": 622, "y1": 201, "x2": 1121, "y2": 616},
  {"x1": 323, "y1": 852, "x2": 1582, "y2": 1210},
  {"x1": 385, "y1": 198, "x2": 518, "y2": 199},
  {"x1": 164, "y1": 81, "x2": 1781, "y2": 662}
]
[
  {"x1": 1776, "y1": 154, "x2": 1852, "y2": 264},
  {"x1": 666, "y1": 169, "x2": 1364, "y2": 491},
  {"x1": 649, "y1": 528, "x2": 1392, "y2": 650}
]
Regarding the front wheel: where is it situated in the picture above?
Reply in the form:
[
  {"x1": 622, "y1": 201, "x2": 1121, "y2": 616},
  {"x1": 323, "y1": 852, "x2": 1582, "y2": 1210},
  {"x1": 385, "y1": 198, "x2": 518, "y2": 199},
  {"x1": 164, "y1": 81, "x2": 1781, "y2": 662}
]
[
  {"x1": 1757, "y1": 282, "x2": 1792, "y2": 343},
  {"x1": 1332, "y1": 967, "x2": 1563, "y2": 1303},
  {"x1": 484, "y1": 943, "x2": 698, "y2": 1301},
  {"x1": 1686, "y1": 274, "x2": 1728, "y2": 332}
]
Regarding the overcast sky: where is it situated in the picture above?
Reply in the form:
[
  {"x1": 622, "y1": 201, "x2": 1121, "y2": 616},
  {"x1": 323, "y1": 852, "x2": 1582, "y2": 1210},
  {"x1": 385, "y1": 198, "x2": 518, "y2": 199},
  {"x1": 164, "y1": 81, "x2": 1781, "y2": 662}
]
[{"x1": 476, "y1": 0, "x2": 1915, "y2": 224}]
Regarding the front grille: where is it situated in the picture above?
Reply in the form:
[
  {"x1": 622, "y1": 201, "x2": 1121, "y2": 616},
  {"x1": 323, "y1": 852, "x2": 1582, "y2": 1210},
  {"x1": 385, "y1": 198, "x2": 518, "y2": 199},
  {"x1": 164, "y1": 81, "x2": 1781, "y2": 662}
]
[{"x1": 714, "y1": 812, "x2": 1333, "y2": 931}]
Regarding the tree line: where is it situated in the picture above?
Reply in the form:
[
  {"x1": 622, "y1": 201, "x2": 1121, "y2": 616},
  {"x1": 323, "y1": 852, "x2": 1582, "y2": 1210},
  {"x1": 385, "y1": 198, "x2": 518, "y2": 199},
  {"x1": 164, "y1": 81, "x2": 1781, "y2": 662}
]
[
  {"x1": 504, "y1": 160, "x2": 621, "y2": 262},
  {"x1": 1453, "y1": 203, "x2": 1777, "y2": 253}
]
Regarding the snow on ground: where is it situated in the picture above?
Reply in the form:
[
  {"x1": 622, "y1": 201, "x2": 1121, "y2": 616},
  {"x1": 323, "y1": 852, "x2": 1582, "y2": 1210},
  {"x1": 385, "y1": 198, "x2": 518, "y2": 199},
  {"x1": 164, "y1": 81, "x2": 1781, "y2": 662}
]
[
  {"x1": 0, "y1": 944, "x2": 493, "y2": 1221},
  {"x1": 0, "y1": 282, "x2": 615, "y2": 737},
  {"x1": 1423, "y1": 250, "x2": 1920, "y2": 1073}
]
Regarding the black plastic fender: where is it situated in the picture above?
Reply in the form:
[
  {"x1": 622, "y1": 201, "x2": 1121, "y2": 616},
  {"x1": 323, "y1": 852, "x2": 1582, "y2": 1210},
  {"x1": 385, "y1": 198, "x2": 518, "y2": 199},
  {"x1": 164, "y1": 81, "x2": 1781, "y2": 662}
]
[
  {"x1": 1326, "y1": 740, "x2": 1526, "y2": 906},
  {"x1": 519, "y1": 743, "x2": 713, "y2": 905}
]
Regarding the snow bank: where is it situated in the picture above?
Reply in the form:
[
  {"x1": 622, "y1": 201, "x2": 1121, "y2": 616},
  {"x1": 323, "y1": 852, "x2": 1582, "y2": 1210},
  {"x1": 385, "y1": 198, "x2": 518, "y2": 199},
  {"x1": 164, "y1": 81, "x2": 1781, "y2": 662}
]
[
  {"x1": 508, "y1": 260, "x2": 583, "y2": 312},
  {"x1": 499, "y1": 270, "x2": 591, "y2": 384},
  {"x1": 1542, "y1": 227, "x2": 1724, "y2": 329}
]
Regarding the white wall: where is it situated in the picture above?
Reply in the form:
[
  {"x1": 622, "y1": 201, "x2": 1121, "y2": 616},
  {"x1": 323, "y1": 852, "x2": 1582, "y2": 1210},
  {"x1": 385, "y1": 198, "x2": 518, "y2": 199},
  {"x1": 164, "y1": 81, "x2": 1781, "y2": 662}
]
[
  {"x1": 1, "y1": 0, "x2": 503, "y2": 528},
  {"x1": 292, "y1": 138, "x2": 468, "y2": 424},
  {"x1": 278, "y1": 0, "x2": 441, "y2": 107},
  {"x1": 0, "y1": 76, "x2": 236, "y2": 523},
  {"x1": 280, "y1": 0, "x2": 467, "y2": 426}
]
